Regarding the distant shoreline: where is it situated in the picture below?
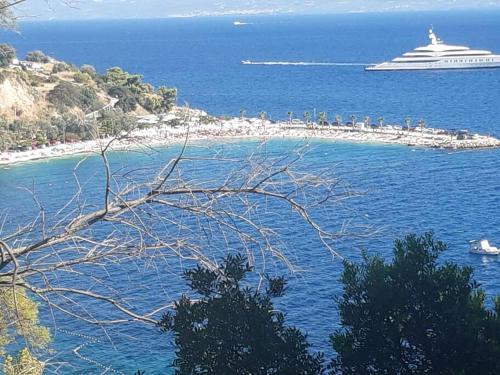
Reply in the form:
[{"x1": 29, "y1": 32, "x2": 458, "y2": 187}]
[
  {"x1": 13, "y1": 9, "x2": 500, "y2": 24},
  {"x1": 2, "y1": 113, "x2": 499, "y2": 167}
]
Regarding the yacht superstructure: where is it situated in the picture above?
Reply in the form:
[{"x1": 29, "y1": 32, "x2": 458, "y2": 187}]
[{"x1": 366, "y1": 29, "x2": 500, "y2": 71}]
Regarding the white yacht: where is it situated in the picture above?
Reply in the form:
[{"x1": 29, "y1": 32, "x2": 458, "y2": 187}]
[{"x1": 366, "y1": 29, "x2": 500, "y2": 71}]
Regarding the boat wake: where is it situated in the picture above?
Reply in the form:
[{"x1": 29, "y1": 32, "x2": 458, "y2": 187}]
[{"x1": 241, "y1": 60, "x2": 368, "y2": 66}]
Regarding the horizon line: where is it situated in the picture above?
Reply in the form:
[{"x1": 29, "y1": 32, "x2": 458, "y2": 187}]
[{"x1": 14, "y1": 7, "x2": 500, "y2": 23}]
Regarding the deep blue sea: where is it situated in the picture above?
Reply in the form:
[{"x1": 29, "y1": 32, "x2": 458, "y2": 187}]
[{"x1": 1, "y1": 11, "x2": 500, "y2": 374}]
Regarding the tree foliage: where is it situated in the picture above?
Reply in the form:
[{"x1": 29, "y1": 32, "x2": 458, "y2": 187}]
[
  {"x1": 330, "y1": 233, "x2": 500, "y2": 375},
  {"x1": 4, "y1": 348, "x2": 44, "y2": 375},
  {"x1": 48, "y1": 81, "x2": 102, "y2": 112},
  {"x1": 102, "y1": 67, "x2": 176, "y2": 113},
  {"x1": 0, "y1": 44, "x2": 16, "y2": 67},
  {"x1": 0, "y1": 287, "x2": 50, "y2": 374},
  {"x1": 108, "y1": 85, "x2": 138, "y2": 112},
  {"x1": 0, "y1": 288, "x2": 51, "y2": 356},
  {"x1": 52, "y1": 62, "x2": 72, "y2": 74},
  {"x1": 98, "y1": 109, "x2": 136, "y2": 137},
  {"x1": 73, "y1": 71, "x2": 92, "y2": 84},
  {"x1": 160, "y1": 254, "x2": 324, "y2": 375},
  {"x1": 25, "y1": 50, "x2": 50, "y2": 63},
  {"x1": 156, "y1": 86, "x2": 177, "y2": 112},
  {"x1": 80, "y1": 64, "x2": 97, "y2": 77}
]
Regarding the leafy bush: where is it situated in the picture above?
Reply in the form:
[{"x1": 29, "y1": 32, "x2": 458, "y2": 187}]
[
  {"x1": 80, "y1": 64, "x2": 97, "y2": 77},
  {"x1": 51, "y1": 113, "x2": 92, "y2": 142},
  {"x1": 160, "y1": 254, "x2": 324, "y2": 375},
  {"x1": 47, "y1": 75, "x2": 59, "y2": 84},
  {"x1": 98, "y1": 109, "x2": 136, "y2": 137},
  {"x1": 48, "y1": 82, "x2": 101, "y2": 112},
  {"x1": 25, "y1": 50, "x2": 50, "y2": 63},
  {"x1": 0, "y1": 44, "x2": 16, "y2": 67},
  {"x1": 140, "y1": 94, "x2": 162, "y2": 113},
  {"x1": 101, "y1": 67, "x2": 176, "y2": 113},
  {"x1": 156, "y1": 86, "x2": 177, "y2": 112},
  {"x1": 108, "y1": 85, "x2": 138, "y2": 112},
  {"x1": 4, "y1": 348, "x2": 44, "y2": 375},
  {"x1": 73, "y1": 71, "x2": 92, "y2": 84},
  {"x1": 104, "y1": 67, "x2": 132, "y2": 87},
  {"x1": 52, "y1": 62, "x2": 71, "y2": 74},
  {"x1": 330, "y1": 233, "x2": 500, "y2": 375}
]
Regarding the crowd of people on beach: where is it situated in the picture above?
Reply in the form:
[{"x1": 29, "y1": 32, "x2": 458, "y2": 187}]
[{"x1": 2, "y1": 109, "x2": 500, "y2": 166}]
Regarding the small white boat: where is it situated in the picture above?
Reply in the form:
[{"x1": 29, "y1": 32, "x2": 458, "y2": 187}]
[
  {"x1": 469, "y1": 240, "x2": 500, "y2": 255},
  {"x1": 241, "y1": 60, "x2": 252, "y2": 65},
  {"x1": 233, "y1": 21, "x2": 248, "y2": 26}
]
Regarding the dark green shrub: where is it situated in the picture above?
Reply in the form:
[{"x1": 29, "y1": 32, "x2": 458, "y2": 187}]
[
  {"x1": 25, "y1": 50, "x2": 50, "y2": 63},
  {"x1": 0, "y1": 44, "x2": 16, "y2": 67},
  {"x1": 331, "y1": 233, "x2": 500, "y2": 375},
  {"x1": 160, "y1": 254, "x2": 324, "y2": 375}
]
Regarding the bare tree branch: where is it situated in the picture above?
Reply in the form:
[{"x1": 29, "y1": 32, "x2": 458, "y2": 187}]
[{"x1": 0, "y1": 111, "x2": 371, "y2": 338}]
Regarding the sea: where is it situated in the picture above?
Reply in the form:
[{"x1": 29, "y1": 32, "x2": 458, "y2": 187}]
[{"x1": 1, "y1": 10, "x2": 500, "y2": 374}]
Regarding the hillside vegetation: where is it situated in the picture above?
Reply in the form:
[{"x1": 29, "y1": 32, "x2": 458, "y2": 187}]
[{"x1": 0, "y1": 46, "x2": 177, "y2": 151}]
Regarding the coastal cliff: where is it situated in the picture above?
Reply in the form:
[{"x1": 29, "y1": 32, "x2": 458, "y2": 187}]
[
  {"x1": 0, "y1": 70, "x2": 39, "y2": 121},
  {"x1": 0, "y1": 50, "x2": 177, "y2": 151}
]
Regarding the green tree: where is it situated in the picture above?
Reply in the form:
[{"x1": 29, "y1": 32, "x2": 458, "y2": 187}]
[
  {"x1": 73, "y1": 71, "x2": 92, "y2": 84},
  {"x1": 104, "y1": 67, "x2": 130, "y2": 86},
  {"x1": 98, "y1": 109, "x2": 136, "y2": 137},
  {"x1": 80, "y1": 64, "x2": 97, "y2": 78},
  {"x1": 4, "y1": 348, "x2": 44, "y2": 375},
  {"x1": 160, "y1": 254, "x2": 324, "y2": 375},
  {"x1": 1, "y1": 287, "x2": 50, "y2": 374},
  {"x1": 52, "y1": 62, "x2": 71, "y2": 73},
  {"x1": 349, "y1": 114, "x2": 356, "y2": 127},
  {"x1": 0, "y1": 44, "x2": 15, "y2": 67},
  {"x1": 334, "y1": 114, "x2": 342, "y2": 126},
  {"x1": 156, "y1": 86, "x2": 177, "y2": 112},
  {"x1": 140, "y1": 94, "x2": 162, "y2": 113},
  {"x1": 378, "y1": 116, "x2": 384, "y2": 127},
  {"x1": 108, "y1": 85, "x2": 138, "y2": 112},
  {"x1": 318, "y1": 112, "x2": 327, "y2": 126},
  {"x1": 330, "y1": 233, "x2": 500, "y2": 375},
  {"x1": 303, "y1": 111, "x2": 311, "y2": 126},
  {"x1": 258, "y1": 111, "x2": 266, "y2": 126},
  {"x1": 25, "y1": 50, "x2": 49, "y2": 63},
  {"x1": 48, "y1": 81, "x2": 101, "y2": 113}
]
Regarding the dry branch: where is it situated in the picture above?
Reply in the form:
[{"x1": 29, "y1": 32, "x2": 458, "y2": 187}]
[{"x1": 0, "y1": 114, "x2": 368, "y2": 330}]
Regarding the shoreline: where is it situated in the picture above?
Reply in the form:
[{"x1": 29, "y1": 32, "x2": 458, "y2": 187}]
[{"x1": 2, "y1": 114, "x2": 500, "y2": 166}]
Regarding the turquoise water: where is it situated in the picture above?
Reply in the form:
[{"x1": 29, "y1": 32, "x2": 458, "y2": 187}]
[{"x1": 1, "y1": 11, "x2": 500, "y2": 373}]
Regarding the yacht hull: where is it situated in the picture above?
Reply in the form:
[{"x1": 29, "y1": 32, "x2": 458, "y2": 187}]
[{"x1": 366, "y1": 61, "x2": 500, "y2": 71}]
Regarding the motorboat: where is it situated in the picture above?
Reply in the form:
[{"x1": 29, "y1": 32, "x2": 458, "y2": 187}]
[
  {"x1": 366, "y1": 28, "x2": 500, "y2": 71},
  {"x1": 469, "y1": 239, "x2": 500, "y2": 255},
  {"x1": 241, "y1": 60, "x2": 252, "y2": 65}
]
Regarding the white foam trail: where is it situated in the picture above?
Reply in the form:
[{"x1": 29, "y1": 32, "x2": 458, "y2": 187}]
[{"x1": 241, "y1": 61, "x2": 368, "y2": 66}]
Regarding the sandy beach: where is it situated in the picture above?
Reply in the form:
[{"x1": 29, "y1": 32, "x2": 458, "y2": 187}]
[{"x1": 2, "y1": 112, "x2": 500, "y2": 166}]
